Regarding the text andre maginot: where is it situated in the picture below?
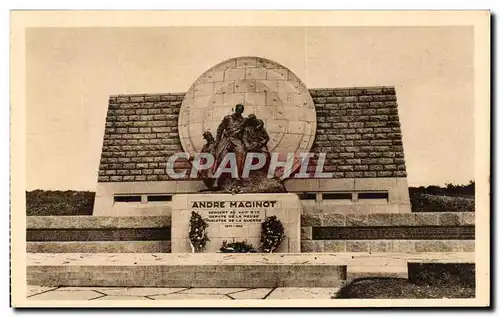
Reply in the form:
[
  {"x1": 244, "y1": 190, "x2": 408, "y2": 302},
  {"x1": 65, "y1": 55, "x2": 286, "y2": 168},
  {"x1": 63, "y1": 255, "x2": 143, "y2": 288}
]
[{"x1": 191, "y1": 201, "x2": 278, "y2": 208}]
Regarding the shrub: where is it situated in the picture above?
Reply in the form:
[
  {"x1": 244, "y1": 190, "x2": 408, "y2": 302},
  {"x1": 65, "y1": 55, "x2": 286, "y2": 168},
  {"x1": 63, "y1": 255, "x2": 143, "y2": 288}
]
[
  {"x1": 26, "y1": 190, "x2": 95, "y2": 216},
  {"x1": 410, "y1": 193, "x2": 474, "y2": 212}
]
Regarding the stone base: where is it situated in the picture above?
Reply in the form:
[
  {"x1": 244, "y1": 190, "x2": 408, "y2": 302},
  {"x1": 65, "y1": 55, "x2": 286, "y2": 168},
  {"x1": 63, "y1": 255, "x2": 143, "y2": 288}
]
[
  {"x1": 26, "y1": 241, "x2": 171, "y2": 253},
  {"x1": 27, "y1": 253, "x2": 347, "y2": 288},
  {"x1": 27, "y1": 252, "x2": 474, "y2": 288}
]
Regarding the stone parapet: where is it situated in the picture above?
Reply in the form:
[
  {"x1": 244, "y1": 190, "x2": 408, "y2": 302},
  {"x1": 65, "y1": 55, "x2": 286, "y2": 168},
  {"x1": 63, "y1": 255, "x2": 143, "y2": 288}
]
[
  {"x1": 301, "y1": 212, "x2": 475, "y2": 227},
  {"x1": 301, "y1": 240, "x2": 475, "y2": 253}
]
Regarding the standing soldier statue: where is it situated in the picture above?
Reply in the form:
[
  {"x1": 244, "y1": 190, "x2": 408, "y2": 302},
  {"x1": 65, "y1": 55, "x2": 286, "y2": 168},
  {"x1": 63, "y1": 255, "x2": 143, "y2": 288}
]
[
  {"x1": 214, "y1": 104, "x2": 247, "y2": 182},
  {"x1": 198, "y1": 131, "x2": 216, "y2": 189}
]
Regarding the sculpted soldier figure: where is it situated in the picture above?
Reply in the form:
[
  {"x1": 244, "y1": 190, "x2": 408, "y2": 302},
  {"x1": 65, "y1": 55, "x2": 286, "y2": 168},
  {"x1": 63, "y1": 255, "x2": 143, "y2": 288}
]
[
  {"x1": 198, "y1": 131, "x2": 216, "y2": 189},
  {"x1": 242, "y1": 115, "x2": 270, "y2": 156},
  {"x1": 195, "y1": 106, "x2": 286, "y2": 193},
  {"x1": 242, "y1": 115, "x2": 271, "y2": 173},
  {"x1": 214, "y1": 103, "x2": 247, "y2": 179}
]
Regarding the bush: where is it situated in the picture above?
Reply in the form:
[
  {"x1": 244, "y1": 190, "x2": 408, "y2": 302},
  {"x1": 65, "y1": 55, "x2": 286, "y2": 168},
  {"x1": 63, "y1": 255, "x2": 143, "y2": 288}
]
[
  {"x1": 26, "y1": 190, "x2": 95, "y2": 216},
  {"x1": 409, "y1": 181, "x2": 475, "y2": 198},
  {"x1": 218, "y1": 240, "x2": 256, "y2": 253}
]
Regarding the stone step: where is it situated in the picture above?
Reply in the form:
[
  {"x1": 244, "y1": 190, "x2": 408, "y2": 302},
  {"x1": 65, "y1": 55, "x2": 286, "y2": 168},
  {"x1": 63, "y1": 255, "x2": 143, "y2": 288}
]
[
  {"x1": 26, "y1": 241, "x2": 171, "y2": 253},
  {"x1": 347, "y1": 265, "x2": 408, "y2": 279},
  {"x1": 27, "y1": 253, "x2": 347, "y2": 288},
  {"x1": 27, "y1": 252, "x2": 473, "y2": 288},
  {"x1": 28, "y1": 265, "x2": 347, "y2": 288}
]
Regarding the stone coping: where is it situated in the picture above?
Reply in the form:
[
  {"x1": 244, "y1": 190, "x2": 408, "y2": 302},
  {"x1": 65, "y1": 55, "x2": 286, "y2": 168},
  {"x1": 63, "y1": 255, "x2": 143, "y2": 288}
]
[
  {"x1": 26, "y1": 241, "x2": 171, "y2": 253},
  {"x1": 27, "y1": 212, "x2": 474, "y2": 229},
  {"x1": 109, "y1": 86, "x2": 398, "y2": 98},
  {"x1": 27, "y1": 252, "x2": 474, "y2": 266},
  {"x1": 27, "y1": 216, "x2": 171, "y2": 229},
  {"x1": 302, "y1": 212, "x2": 475, "y2": 227}
]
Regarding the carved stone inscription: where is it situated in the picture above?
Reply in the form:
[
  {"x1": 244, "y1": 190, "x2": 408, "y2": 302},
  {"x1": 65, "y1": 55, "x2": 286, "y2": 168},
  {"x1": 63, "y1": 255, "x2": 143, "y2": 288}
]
[
  {"x1": 171, "y1": 194, "x2": 301, "y2": 253},
  {"x1": 191, "y1": 201, "x2": 276, "y2": 227}
]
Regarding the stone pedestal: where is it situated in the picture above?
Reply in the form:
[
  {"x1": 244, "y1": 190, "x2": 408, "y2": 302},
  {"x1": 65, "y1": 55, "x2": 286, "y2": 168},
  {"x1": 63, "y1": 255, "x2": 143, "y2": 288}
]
[{"x1": 171, "y1": 193, "x2": 301, "y2": 253}]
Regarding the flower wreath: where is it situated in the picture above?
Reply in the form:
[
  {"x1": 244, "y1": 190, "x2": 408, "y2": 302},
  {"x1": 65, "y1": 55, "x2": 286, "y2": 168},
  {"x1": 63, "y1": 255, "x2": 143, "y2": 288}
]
[
  {"x1": 188, "y1": 211, "x2": 209, "y2": 252},
  {"x1": 260, "y1": 215, "x2": 285, "y2": 253}
]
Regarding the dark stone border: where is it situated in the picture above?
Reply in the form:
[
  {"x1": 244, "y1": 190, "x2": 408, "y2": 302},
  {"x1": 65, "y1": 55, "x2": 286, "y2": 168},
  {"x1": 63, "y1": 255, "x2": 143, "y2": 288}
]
[
  {"x1": 26, "y1": 228, "x2": 171, "y2": 242},
  {"x1": 312, "y1": 226, "x2": 474, "y2": 240}
]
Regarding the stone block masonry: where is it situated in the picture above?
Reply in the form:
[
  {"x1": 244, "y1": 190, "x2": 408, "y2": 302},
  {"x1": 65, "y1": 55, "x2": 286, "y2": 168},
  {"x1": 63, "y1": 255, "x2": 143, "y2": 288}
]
[
  {"x1": 27, "y1": 265, "x2": 347, "y2": 288},
  {"x1": 98, "y1": 93, "x2": 185, "y2": 183},
  {"x1": 26, "y1": 216, "x2": 172, "y2": 253},
  {"x1": 27, "y1": 212, "x2": 474, "y2": 254},
  {"x1": 27, "y1": 254, "x2": 348, "y2": 288},
  {"x1": 26, "y1": 253, "x2": 473, "y2": 288},
  {"x1": 309, "y1": 87, "x2": 406, "y2": 178},
  {"x1": 300, "y1": 212, "x2": 475, "y2": 253},
  {"x1": 97, "y1": 87, "x2": 407, "y2": 182}
]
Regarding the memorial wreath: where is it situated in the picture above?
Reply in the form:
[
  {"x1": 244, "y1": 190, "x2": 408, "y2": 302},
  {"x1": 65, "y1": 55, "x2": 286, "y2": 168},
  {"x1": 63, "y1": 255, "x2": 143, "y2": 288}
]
[
  {"x1": 260, "y1": 215, "x2": 285, "y2": 253},
  {"x1": 188, "y1": 211, "x2": 209, "y2": 252}
]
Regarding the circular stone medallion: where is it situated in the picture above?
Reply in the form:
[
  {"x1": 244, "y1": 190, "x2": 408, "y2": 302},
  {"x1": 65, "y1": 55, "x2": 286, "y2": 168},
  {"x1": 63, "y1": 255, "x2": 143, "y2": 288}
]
[{"x1": 178, "y1": 56, "x2": 317, "y2": 166}]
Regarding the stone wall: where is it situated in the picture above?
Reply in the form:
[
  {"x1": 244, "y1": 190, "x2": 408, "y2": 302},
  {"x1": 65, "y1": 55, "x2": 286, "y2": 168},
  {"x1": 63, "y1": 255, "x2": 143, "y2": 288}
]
[
  {"x1": 97, "y1": 86, "x2": 406, "y2": 182},
  {"x1": 309, "y1": 87, "x2": 406, "y2": 178},
  {"x1": 300, "y1": 212, "x2": 475, "y2": 253},
  {"x1": 26, "y1": 216, "x2": 172, "y2": 253},
  {"x1": 98, "y1": 93, "x2": 185, "y2": 183},
  {"x1": 27, "y1": 212, "x2": 474, "y2": 254}
]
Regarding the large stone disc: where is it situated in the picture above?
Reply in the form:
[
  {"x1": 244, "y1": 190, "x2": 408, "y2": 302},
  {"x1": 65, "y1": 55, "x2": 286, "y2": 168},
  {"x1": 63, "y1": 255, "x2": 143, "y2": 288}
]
[{"x1": 178, "y1": 56, "x2": 317, "y2": 177}]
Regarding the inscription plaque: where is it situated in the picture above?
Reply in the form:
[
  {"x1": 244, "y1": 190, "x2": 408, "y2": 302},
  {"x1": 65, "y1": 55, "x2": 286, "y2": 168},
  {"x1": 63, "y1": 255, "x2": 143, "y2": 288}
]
[{"x1": 171, "y1": 194, "x2": 301, "y2": 253}]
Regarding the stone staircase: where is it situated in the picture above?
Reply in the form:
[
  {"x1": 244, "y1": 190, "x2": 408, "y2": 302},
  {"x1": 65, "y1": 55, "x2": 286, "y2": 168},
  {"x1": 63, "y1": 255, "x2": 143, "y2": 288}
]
[
  {"x1": 26, "y1": 215, "x2": 475, "y2": 287},
  {"x1": 26, "y1": 252, "x2": 474, "y2": 288}
]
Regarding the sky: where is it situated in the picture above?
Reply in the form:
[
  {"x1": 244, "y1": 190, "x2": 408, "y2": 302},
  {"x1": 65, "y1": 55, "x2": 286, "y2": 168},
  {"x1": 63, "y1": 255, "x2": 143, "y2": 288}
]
[{"x1": 25, "y1": 26, "x2": 474, "y2": 190}]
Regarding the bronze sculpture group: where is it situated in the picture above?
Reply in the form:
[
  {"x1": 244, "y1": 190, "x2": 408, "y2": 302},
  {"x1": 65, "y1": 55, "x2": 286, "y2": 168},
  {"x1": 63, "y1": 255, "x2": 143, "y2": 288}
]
[{"x1": 197, "y1": 104, "x2": 274, "y2": 191}]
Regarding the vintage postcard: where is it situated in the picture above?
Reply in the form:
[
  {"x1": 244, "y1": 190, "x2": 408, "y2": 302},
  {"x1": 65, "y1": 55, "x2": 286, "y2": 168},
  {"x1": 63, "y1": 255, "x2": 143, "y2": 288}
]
[{"x1": 10, "y1": 10, "x2": 490, "y2": 308}]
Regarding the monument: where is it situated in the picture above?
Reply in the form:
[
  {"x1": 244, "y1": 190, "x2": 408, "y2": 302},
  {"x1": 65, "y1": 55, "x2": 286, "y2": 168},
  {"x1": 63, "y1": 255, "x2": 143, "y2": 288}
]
[
  {"x1": 93, "y1": 56, "x2": 411, "y2": 220},
  {"x1": 26, "y1": 55, "x2": 475, "y2": 292},
  {"x1": 91, "y1": 56, "x2": 412, "y2": 254}
]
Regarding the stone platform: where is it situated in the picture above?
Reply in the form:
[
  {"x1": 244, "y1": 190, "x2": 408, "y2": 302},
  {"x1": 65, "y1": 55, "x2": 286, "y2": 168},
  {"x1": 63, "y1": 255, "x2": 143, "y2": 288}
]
[
  {"x1": 27, "y1": 215, "x2": 172, "y2": 253},
  {"x1": 27, "y1": 253, "x2": 346, "y2": 288},
  {"x1": 27, "y1": 252, "x2": 474, "y2": 288},
  {"x1": 27, "y1": 286, "x2": 341, "y2": 300}
]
